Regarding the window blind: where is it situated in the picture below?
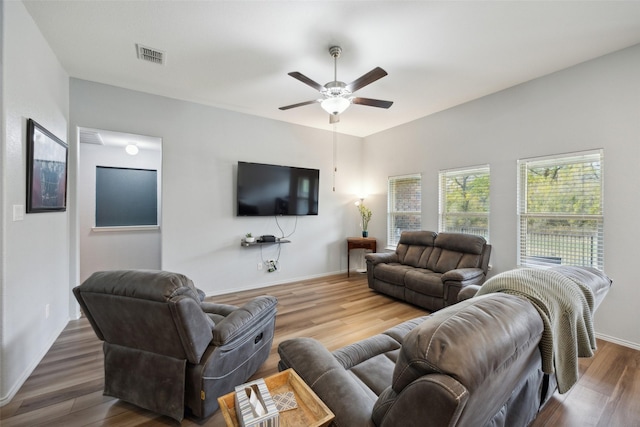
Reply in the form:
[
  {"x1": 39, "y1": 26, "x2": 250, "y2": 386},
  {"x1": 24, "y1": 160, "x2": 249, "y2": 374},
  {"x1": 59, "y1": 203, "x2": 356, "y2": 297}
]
[
  {"x1": 439, "y1": 165, "x2": 490, "y2": 241},
  {"x1": 517, "y1": 150, "x2": 604, "y2": 269},
  {"x1": 387, "y1": 174, "x2": 422, "y2": 247}
]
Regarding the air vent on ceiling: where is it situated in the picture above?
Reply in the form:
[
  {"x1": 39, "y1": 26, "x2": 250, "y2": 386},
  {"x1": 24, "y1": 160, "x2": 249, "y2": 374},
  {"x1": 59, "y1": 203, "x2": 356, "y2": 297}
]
[
  {"x1": 79, "y1": 129, "x2": 104, "y2": 145},
  {"x1": 136, "y1": 44, "x2": 165, "y2": 65}
]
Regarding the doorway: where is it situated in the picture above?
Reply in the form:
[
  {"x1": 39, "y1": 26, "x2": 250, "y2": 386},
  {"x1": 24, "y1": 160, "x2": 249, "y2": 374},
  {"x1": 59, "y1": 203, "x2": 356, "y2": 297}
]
[{"x1": 78, "y1": 127, "x2": 162, "y2": 283}]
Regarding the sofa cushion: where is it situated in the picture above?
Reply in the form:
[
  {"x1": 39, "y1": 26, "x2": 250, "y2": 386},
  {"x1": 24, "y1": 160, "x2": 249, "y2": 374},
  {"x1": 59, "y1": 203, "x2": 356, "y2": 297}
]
[
  {"x1": 424, "y1": 233, "x2": 486, "y2": 273},
  {"x1": 331, "y1": 319, "x2": 429, "y2": 404},
  {"x1": 435, "y1": 232, "x2": 487, "y2": 255},
  {"x1": 392, "y1": 293, "x2": 543, "y2": 394},
  {"x1": 402, "y1": 245, "x2": 427, "y2": 267},
  {"x1": 374, "y1": 263, "x2": 414, "y2": 285},
  {"x1": 399, "y1": 230, "x2": 437, "y2": 246},
  {"x1": 396, "y1": 231, "x2": 437, "y2": 266},
  {"x1": 404, "y1": 269, "x2": 444, "y2": 297},
  {"x1": 79, "y1": 269, "x2": 201, "y2": 303},
  {"x1": 456, "y1": 253, "x2": 483, "y2": 269},
  {"x1": 348, "y1": 354, "x2": 399, "y2": 396},
  {"x1": 431, "y1": 248, "x2": 464, "y2": 273}
]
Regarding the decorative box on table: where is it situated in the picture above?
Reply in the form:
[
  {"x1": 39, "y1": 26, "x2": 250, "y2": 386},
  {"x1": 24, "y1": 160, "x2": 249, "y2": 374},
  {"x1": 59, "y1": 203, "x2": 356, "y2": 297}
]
[
  {"x1": 218, "y1": 369, "x2": 334, "y2": 427},
  {"x1": 234, "y1": 378, "x2": 279, "y2": 427}
]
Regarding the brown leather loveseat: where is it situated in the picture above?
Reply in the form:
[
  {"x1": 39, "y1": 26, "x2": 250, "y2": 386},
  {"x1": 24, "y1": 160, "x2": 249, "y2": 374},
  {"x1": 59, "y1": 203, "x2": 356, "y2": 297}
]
[{"x1": 366, "y1": 230, "x2": 491, "y2": 311}]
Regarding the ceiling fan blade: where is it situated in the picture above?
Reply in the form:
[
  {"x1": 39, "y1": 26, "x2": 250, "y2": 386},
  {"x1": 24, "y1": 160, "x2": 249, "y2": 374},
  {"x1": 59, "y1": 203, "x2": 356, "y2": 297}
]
[
  {"x1": 352, "y1": 97, "x2": 394, "y2": 109},
  {"x1": 329, "y1": 114, "x2": 340, "y2": 124},
  {"x1": 279, "y1": 99, "x2": 319, "y2": 110},
  {"x1": 288, "y1": 72, "x2": 325, "y2": 92},
  {"x1": 346, "y1": 67, "x2": 388, "y2": 92}
]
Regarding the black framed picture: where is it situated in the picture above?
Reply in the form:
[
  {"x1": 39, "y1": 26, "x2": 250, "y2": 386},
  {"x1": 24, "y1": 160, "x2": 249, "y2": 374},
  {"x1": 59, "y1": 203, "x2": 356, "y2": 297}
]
[{"x1": 26, "y1": 119, "x2": 68, "y2": 213}]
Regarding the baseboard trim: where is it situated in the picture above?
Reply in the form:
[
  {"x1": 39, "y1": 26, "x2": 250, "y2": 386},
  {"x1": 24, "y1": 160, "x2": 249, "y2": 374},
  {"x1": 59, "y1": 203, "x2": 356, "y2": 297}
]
[
  {"x1": 0, "y1": 318, "x2": 69, "y2": 407},
  {"x1": 596, "y1": 333, "x2": 640, "y2": 351},
  {"x1": 206, "y1": 270, "x2": 346, "y2": 297}
]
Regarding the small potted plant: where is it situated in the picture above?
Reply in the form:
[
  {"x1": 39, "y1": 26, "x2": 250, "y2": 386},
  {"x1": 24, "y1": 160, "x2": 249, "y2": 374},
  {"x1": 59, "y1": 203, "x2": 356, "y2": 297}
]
[
  {"x1": 356, "y1": 203, "x2": 372, "y2": 238},
  {"x1": 245, "y1": 232, "x2": 255, "y2": 243}
]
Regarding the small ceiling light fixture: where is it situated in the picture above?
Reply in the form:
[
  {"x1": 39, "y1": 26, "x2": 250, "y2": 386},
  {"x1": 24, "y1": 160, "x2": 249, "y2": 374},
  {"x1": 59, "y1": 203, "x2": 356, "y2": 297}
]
[
  {"x1": 321, "y1": 97, "x2": 351, "y2": 116},
  {"x1": 125, "y1": 143, "x2": 139, "y2": 155}
]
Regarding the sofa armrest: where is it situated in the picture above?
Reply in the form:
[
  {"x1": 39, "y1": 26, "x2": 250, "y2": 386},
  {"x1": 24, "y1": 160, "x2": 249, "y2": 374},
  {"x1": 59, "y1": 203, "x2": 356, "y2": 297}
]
[
  {"x1": 442, "y1": 268, "x2": 485, "y2": 283},
  {"x1": 365, "y1": 252, "x2": 398, "y2": 265},
  {"x1": 211, "y1": 296, "x2": 277, "y2": 346},
  {"x1": 373, "y1": 376, "x2": 469, "y2": 427},
  {"x1": 442, "y1": 268, "x2": 486, "y2": 306},
  {"x1": 200, "y1": 302, "x2": 238, "y2": 317},
  {"x1": 457, "y1": 285, "x2": 482, "y2": 301},
  {"x1": 278, "y1": 338, "x2": 377, "y2": 426},
  {"x1": 549, "y1": 266, "x2": 612, "y2": 311}
]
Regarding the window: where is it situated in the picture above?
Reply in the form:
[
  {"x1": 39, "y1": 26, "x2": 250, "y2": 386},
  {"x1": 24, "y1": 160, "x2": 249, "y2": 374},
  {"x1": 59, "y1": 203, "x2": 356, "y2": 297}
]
[
  {"x1": 96, "y1": 166, "x2": 158, "y2": 227},
  {"x1": 517, "y1": 150, "x2": 603, "y2": 269},
  {"x1": 387, "y1": 174, "x2": 422, "y2": 247},
  {"x1": 439, "y1": 165, "x2": 490, "y2": 240}
]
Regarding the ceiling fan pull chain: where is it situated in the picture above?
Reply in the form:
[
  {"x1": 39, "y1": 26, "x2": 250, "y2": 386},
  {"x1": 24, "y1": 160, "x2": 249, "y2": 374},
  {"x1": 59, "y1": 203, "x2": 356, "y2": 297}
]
[{"x1": 333, "y1": 123, "x2": 338, "y2": 192}]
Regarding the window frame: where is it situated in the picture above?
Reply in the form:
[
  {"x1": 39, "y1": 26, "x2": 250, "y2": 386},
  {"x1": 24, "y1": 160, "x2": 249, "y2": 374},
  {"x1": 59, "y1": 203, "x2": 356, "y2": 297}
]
[
  {"x1": 517, "y1": 149, "x2": 604, "y2": 270},
  {"x1": 387, "y1": 173, "x2": 422, "y2": 248}
]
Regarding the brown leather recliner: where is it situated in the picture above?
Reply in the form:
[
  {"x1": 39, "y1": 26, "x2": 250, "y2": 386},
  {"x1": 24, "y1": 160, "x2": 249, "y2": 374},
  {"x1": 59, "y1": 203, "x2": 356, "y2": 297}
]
[{"x1": 73, "y1": 270, "x2": 277, "y2": 421}]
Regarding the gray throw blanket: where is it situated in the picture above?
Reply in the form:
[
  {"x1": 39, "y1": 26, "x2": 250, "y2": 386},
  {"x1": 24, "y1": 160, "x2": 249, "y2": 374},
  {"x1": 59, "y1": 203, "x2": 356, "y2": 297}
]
[{"x1": 476, "y1": 268, "x2": 596, "y2": 393}]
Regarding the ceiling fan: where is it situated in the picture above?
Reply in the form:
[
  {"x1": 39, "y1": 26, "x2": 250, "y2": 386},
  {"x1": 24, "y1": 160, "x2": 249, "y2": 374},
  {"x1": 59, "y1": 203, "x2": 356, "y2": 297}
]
[{"x1": 279, "y1": 46, "x2": 393, "y2": 124}]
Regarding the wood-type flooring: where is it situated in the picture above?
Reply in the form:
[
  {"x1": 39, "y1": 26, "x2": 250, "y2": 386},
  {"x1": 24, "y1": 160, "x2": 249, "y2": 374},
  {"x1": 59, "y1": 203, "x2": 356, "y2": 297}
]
[{"x1": 1, "y1": 274, "x2": 638, "y2": 426}]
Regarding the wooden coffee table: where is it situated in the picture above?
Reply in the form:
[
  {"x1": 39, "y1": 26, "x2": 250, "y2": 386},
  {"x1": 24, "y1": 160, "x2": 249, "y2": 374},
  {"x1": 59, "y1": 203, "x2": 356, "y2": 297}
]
[{"x1": 218, "y1": 369, "x2": 334, "y2": 427}]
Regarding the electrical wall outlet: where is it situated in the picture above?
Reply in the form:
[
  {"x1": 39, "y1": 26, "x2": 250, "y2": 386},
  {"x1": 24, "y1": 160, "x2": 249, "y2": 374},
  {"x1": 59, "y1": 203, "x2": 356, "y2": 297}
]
[
  {"x1": 45, "y1": 303, "x2": 50, "y2": 319},
  {"x1": 267, "y1": 260, "x2": 278, "y2": 273},
  {"x1": 257, "y1": 262, "x2": 263, "y2": 270}
]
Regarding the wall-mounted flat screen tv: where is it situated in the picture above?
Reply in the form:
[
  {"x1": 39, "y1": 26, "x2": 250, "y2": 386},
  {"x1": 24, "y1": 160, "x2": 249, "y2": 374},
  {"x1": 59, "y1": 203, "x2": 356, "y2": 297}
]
[{"x1": 237, "y1": 161, "x2": 319, "y2": 216}]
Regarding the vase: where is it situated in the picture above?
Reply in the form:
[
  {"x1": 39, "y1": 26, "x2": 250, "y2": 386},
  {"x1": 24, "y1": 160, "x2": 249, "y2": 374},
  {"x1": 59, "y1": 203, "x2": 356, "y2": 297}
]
[{"x1": 362, "y1": 231, "x2": 368, "y2": 238}]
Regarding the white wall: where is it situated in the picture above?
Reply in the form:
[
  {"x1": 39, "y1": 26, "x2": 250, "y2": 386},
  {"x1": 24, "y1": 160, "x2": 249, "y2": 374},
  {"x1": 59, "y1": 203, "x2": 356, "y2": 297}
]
[
  {"x1": 0, "y1": 1, "x2": 5, "y2": 407},
  {"x1": 363, "y1": 44, "x2": 640, "y2": 348},
  {"x1": 79, "y1": 142, "x2": 162, "y2": 283},
  {"x1": 70, "y1": 79, "x2": 364, "y2": 295},
  {"x1": 1, "y1": 1, "x2": 70, "y2": 404}
]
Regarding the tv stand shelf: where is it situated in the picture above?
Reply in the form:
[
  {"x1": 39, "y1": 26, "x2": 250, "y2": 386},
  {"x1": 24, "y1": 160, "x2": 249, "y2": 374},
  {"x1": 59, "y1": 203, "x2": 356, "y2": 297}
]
[{"x1": 241, "y1": 239, "x2": 291, "y2": 247}]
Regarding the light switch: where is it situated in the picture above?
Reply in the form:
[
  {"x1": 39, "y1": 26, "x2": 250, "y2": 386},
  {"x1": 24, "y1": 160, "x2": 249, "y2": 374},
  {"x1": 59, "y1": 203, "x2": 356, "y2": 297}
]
[{"x1": 13, "y1": 204, "x2": 25, "y2": 221}]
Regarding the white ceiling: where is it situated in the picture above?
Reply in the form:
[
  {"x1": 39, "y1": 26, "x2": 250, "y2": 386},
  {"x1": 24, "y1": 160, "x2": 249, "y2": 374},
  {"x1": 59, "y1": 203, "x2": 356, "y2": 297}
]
[
  {"x1": 23, "y1": 1, "x2": 640, "y2": 137},
  {"x1": 79, "y1": 127, "x2": 162, "y2": 151}
]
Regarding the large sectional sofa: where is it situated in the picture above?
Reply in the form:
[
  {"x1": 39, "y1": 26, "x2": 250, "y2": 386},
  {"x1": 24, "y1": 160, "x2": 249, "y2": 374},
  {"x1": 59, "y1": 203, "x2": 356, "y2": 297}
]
[
  {"x1": 366, "y1": 230, "x2": 491, "y2": 311},
  {"x1": 278, "y1": 266, "x2": 612, "y2": 427}
]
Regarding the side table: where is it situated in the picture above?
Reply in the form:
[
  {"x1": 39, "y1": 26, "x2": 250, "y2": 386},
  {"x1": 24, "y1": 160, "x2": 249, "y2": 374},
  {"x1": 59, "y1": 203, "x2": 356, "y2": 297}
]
[{"x1": 347, "y1": 237, "x2": 377, "y2": 277}]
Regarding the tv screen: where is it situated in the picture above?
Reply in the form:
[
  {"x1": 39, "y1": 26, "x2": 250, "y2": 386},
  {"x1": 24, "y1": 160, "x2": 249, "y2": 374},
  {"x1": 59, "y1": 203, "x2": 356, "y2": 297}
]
[{"x1": 237, "y1": 162, "x2": 319, "y2": 216}]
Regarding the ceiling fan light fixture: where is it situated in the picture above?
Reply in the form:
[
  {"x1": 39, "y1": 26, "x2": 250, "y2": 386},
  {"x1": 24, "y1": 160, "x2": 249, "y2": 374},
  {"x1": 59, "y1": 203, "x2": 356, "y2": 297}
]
[
  {"x1": 280, "y1": 45, "x2": 392, "y2": 120},
  {"x1": 321, "y1": 97, "x2": 350, "y2": 115}
]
